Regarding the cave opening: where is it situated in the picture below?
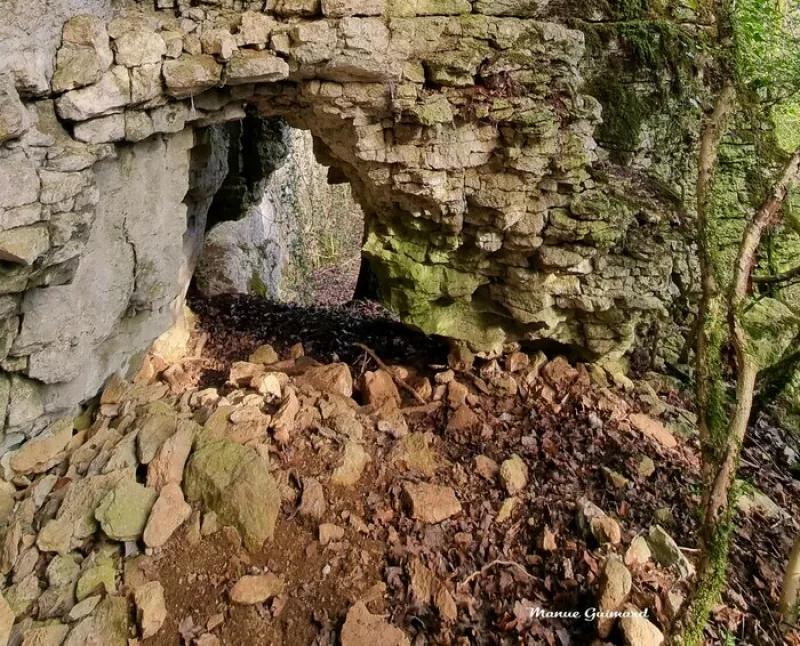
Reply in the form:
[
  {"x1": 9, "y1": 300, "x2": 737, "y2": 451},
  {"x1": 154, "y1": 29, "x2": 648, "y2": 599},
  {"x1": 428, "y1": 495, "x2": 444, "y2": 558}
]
[{"x1": 186, "y1": 112, "x2": 371, "y2": 309}]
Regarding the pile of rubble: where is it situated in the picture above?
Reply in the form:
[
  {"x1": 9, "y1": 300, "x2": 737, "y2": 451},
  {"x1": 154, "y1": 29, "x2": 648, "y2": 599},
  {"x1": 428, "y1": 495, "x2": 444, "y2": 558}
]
[{"x1": 0, "y1": 336, "x2": 714, "y2": 644}]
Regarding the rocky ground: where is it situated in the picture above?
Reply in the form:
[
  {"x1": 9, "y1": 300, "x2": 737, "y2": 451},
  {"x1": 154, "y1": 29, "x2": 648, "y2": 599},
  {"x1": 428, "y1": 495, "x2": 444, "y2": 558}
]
[{"x1": 0, "y1": 295, "x2": 797, "y2": 646}]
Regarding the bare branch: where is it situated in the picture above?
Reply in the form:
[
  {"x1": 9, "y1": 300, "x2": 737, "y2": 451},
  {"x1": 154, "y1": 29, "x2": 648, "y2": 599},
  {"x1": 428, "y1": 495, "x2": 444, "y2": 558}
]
[
  {"x1": 753, "y1": 263, "x2": 800, "y2": 285},
  {"x1": 694, "y1": 82, "x2": 737, "y2": 451}
]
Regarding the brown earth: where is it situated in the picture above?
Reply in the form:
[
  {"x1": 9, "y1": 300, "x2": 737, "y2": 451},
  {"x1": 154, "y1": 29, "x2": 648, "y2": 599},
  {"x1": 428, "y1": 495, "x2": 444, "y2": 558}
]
[{"x1": 130, "y1": 294, "x2": 800, "y2": 646}]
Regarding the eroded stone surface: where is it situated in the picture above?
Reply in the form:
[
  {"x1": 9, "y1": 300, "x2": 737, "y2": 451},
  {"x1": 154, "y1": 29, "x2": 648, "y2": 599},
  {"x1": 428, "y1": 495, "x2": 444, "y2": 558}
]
[{"x1": 0, "y1": 0, "x2": 713, "y2": 443}]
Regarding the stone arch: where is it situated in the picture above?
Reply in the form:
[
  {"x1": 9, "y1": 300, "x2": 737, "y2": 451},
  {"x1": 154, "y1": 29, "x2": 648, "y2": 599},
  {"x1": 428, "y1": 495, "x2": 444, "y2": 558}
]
[{"x1": 0, "y1": 2, "x2": 684, "y2": 439}]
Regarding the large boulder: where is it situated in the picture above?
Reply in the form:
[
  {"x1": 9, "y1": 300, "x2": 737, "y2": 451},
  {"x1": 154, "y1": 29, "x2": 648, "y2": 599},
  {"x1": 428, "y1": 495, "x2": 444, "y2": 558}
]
[{"x1": 184, "y1": 438, "x2": 281, "y2": 551}]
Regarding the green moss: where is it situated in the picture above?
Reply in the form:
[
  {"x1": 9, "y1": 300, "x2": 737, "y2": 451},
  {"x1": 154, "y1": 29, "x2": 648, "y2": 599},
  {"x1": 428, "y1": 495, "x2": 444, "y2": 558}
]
[
  {"x1": 680, "y1": 511, "x2": 735, "y2": 646},
  {"x1": 247, "y1": 271, "x2": 269, "y2": 298},
  {"x1": 410, "y1": 97, "x2": 454, "y2": 126},
  {"x1": 585, "y1": 75, "x2": 646, "y2": 164}
]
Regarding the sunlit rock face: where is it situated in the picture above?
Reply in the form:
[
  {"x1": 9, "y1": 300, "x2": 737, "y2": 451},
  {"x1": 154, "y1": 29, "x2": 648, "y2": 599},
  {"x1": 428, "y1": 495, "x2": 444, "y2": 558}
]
[{"x1": 0, "y1": 0, "x2": 704, "y2": 441}]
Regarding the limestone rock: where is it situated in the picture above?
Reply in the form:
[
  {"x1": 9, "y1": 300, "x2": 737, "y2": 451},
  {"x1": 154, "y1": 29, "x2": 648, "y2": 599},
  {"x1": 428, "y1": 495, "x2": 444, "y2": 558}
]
[
  {"x1": 10, "y1": 419, "x2": 72, "y2": 475},
  {"x1": 46, "y1": 554, "x2": 80, "y2": 587},
  {"x1": 184, "y1": 438, "x2": 280, "y2": 551},
  {"x1": 20, "y1": 622, "x2": 70, "y2": 645},
  {"x1": 136, "y1": 403, "x2": 178, "y2": 464},
  {"x1": 646, "y1": 526, "x2": 695, "y2": 578},
  {"x1": 63, "y1": 596, "x2": 128, "y2": 646},
  {"x1": 322, "y1": 0, "x2": 384, "y2": 16},
  {"x1": 146, "y1": 420, "x2": 195, "y2": 490},
  {"x1": 330, "y1": 442, "x2": 370, "y2": 486},
  {"x1": 447, "y1": 381, "x2": 468, "y2": 408},
  {"x1": 629, "y1": 414, "x2": 677, "y2": 449},
  {"x1": 361, "y1": 370, "x2": 401, "y2": 409},
  {"x1": 237, "y1": 12, "x2": 275, "y2": 47},
  {"x1": 73, "y1": 113, "x2": 125, "y2": 144},
  {"x1": 736, "y1": 482, "x2": 783, "y2": 519},
  {"x1": 298, "y1": 477, "x2": 327, "y2": 521},
  {"x1": 474, "y1": 455, "x2": 498, "y2": 481},
  {"x1": 619, "y1": 606, "x2": 665, "y2": 646},
  {"x1": 496, "y1": 497, "x2": 518, "y2": 523},
  {"x1": 624, "y1": 536, "x2": 652, "y2": 567},
  {"x1": 473, "y1": 0, "x2": 544, "y2": 16},
  {"x1": 94, "y1": 478, "x2": 158, "y2": 542},
  {"x1": 446, "y1": 405, "x2": 479, "y2": 432},
  {"x1": 391, "y1": 433, "x2": 437, "y2": 477},
  {"x1": 0, "y1": 157, "x2": 40, "y2": 210},
  {"x1": 55, "y1": 66, "x2": 131, "y2": 122},
  {"x1": 0, "y1": 76, "x2": 28, "y2": 143},
  {"x1": 591, "y1": 516, "x2": 622, "y2": 546},
  {"x1": 134, "y1": 581, "x2": 167, "y2": 639},
  {"x1": 341, "y1": 601, "x2": 410, "y2": 646},
  {"x1": 249, "y1": 344, "x2": 279, "y2": 364},
  {"x1": 596, "y1": 558, "x2": 632, "y2": 638},
  {"x1": 499, "y1": 454, "x2": 528, "y2": 495},
  {"x1": 76, "y1": 556, "x2": 116, "y2": 600},
  {"x1": 319, "y1": 523, "x2": 345, "y2": 545},
  {"x1": 52, "y1": 16, "x2": 114, "y2": 92},
  {"x1": 6, "y1": 374, "x2": 44, "y2": 428},
  {"x1": 296, "y1": 363, "x2": 353, "y2": 398},
  {"x1": 143, "y1": 482, "x2": 192, "y2": 548},
  {"x1": 113, "y1": 31, "x2": 166, "y2": 67},
  {"x1": 270, "y1": 0, "x2": 321, "y2": 17},
  {"x1": 201, "y1": 29, "x2": 238, "y2": 61},
  {"x1": 68, "y1": 594, "x2": 101, "y2": 621},
  {"x1": 0, "y1": 590, "x2": 12, "y2": 645},
  {"x1": 257, "y1": 373, "x2": 283, "y2": 401},
  {"x1": 0, "y1": 226, "x2": 49, "y2": 266},
  {"x1": 227, "y1": 405, "x2": 271, "y2": 445},
  {"x1": 230, "y1": 573, "x2": 284, "y2": 605},
  {"x1": 271, "y1": 389, "x2": 300, "y2": 444},
  {"x1": 38, "y1": 471, "x2": 127, "y2": 552},
  {"x1": 130, "y1": 63, "x2": 163, "y2": 103},
  {"x1": 402, "y1": 482, "x2": 461, "y2": 524},
  {"x1": 163, "y1": 55, "x2": 222, "y2": 98}
]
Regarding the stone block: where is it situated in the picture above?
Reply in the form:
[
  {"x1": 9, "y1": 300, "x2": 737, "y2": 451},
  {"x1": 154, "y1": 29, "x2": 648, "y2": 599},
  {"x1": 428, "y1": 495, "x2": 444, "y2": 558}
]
[
  {"x1": 0, "y1": 157, "x2": 40, "y2": 210},
  {"x1": 0, "y1": 76, "x2": 29, "y2": 143},
  {"x1": 162, "y1": 55, "x2": 222, "y2": 98},
  {"x1": 55, "y1": 67, "x2": 131, "y2": 121},
  {"x1": 0, "y1": 225, "x2": 49, "y2": 266},
  {"x1": 225, "y1": 50, "x2": 290, "y2": 85},
  {"x1": 73, "y1": 114, "x2": 126, "y2": 144},
  {"x1": 113, "y1": 31, "x2": 167, "y2": 67}
]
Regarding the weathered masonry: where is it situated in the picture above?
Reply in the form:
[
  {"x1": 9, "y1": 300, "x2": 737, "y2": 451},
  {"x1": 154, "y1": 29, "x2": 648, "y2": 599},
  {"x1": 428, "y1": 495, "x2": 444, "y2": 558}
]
[{"x1": 0, "y1": 0, "x2": 703, "y2": 443}]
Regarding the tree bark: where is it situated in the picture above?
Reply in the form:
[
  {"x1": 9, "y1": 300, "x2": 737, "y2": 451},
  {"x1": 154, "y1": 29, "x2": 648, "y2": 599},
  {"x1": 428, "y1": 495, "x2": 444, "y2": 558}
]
[
  {"x1": 694, "y1": 82, "x2": 736, "y2": 495},
  {"x1": 675, "y1": 146, "x2": 800, "y2": 645},
  {"x1": 781, "y1": 534, "x2": 800, "y2": 627}
]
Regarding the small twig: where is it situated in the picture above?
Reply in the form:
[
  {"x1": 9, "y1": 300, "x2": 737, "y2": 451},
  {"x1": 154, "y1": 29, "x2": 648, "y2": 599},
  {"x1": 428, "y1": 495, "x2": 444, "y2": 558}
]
[
  {"x1": 353, "y1": 342, "x2": 426, "y2": 405},
  {"x1": 458, "y1": 559, "x2": 534, "y2": 589}
]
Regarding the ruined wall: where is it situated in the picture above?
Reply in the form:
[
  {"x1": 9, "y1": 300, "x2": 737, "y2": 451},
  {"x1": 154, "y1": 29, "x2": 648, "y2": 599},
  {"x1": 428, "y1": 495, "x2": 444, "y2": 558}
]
[{"x1": 0, "y1": 0, "x2": 706, "y2": 442}]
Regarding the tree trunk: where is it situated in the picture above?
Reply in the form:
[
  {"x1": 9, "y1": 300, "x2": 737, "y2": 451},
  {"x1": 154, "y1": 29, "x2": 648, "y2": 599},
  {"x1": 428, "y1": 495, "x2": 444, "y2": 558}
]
[
  {"x1": 781, "y1": 534, "x2": 800, "y2": 627},
  {"x1": 674, "y1": 145, "x2": 800, "y2": 645}
]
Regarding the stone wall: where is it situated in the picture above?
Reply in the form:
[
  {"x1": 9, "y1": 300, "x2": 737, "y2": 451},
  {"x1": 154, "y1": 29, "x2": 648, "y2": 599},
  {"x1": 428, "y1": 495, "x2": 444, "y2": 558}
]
[{"x1": 0, "y1": 0, "x2": 707, "y2": 443}]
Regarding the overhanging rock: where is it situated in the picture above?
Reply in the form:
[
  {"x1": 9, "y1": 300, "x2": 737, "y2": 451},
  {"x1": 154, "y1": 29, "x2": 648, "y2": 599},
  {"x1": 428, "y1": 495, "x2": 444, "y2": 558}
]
[{"x1": 0, "y1": 0, "x2": 701, "y2": 442}]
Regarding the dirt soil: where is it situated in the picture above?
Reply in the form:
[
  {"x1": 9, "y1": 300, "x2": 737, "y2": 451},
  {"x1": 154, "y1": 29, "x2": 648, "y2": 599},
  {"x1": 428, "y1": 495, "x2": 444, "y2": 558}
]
[{"x1": 140, "y1": 293, "x2": 800, "y2": 646}]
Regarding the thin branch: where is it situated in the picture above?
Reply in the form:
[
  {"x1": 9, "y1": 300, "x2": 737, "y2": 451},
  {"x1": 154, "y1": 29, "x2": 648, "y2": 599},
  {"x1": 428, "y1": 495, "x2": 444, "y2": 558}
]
[
  {"x1": 458, "y1": 559, "x2": 534, "y2": 589},
  {"x1": 753, "y1": 263, "x2": 800, "y2": 285},
  {"x1": 352, "y1": 342, "x2": 427, "y2": 405},
  {"x1": 695, "y1": 82, "x2": 737, "y2": 454},
  {"x1": 705, "y1": 145, "x2": 800, "y2": 531}
]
